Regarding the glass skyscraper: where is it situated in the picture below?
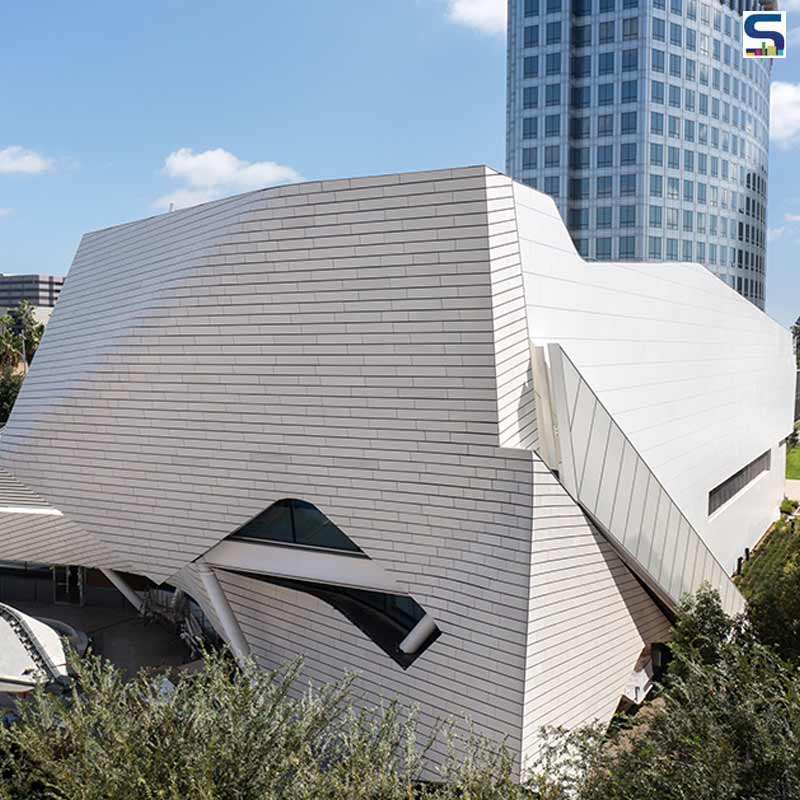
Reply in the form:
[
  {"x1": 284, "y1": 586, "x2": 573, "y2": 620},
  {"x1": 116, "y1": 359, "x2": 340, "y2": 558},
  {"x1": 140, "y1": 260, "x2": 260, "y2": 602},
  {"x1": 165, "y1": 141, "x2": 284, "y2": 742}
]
[{"x1": 506, "y1": 0, "x2": 772, "y2": 308}]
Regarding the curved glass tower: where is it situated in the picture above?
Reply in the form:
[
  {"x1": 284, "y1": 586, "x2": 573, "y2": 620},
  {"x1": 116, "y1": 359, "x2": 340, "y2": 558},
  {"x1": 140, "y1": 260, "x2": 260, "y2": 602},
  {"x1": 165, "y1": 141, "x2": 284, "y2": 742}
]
[{"x1": 506, "y1": 0, "x2": 772, "y2": 308}]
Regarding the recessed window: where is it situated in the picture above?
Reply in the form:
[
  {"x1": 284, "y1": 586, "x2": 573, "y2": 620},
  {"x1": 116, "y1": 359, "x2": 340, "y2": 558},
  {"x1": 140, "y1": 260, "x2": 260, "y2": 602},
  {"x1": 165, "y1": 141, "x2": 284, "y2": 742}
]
[
  {"x1": 248, "y1": 574, "x2": 441, "y2": 669},
  {"x1": 709, "y1": 451, "x2": 771, "y2": 515}
]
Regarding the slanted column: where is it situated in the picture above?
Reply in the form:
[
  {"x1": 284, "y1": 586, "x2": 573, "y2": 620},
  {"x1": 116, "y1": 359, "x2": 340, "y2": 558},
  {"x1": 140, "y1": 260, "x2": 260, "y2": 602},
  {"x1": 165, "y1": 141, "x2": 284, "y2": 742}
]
[
  {"x1": 197, "y1": 562, "x2": 251, "y2": 668},
  {"x1": 101, "y1": 568, "x2": 144, "y2": 614}
]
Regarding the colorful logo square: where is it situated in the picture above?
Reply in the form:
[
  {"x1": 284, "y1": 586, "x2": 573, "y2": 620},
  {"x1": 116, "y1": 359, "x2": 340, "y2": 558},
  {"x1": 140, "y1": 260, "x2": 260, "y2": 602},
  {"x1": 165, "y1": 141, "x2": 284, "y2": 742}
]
[{"x1": 743, "y1": 10, "x2": 787, "y2": 58}]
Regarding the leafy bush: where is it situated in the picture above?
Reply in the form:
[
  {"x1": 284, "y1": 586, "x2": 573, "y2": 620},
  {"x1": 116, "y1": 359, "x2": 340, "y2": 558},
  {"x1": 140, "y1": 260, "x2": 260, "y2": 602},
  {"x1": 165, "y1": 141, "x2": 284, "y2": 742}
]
[
  {"x1": 0, "y1": 650, "x2": 527, "y2": 800},
  {"x1": 528, "y1": 587, "x2": 800, "y2": 800},
  {"x1": 781, "y1": 497, "x2": 799, "y2": 516}
]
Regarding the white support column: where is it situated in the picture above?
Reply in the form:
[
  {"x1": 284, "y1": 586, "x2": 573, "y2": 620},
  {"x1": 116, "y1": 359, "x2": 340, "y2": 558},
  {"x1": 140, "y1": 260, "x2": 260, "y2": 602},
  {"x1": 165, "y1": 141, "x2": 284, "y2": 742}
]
[
  {"x1": 101, "y1": 569, "x2": 144, "y2": 614},
  {"x1": 197, "y1": 562, "x2": 251, "y2": 667}
]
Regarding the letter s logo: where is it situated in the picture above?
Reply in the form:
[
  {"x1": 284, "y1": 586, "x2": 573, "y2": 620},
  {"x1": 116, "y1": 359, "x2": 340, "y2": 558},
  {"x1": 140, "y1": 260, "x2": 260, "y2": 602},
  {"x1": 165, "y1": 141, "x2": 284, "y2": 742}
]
[{"x1": 743, "y1": 11, "x2": 787, "y2": 57}]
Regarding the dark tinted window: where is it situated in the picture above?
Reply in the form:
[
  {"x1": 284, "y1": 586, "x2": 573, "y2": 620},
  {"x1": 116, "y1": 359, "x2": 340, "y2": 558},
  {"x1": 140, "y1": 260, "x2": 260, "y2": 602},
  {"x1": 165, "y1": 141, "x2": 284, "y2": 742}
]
[
  {"x1": 229, "y1": 499, "x2": 363, "y2": 554},
  {"x1": 244, "y1": 573, "x2": 440, "y2": 669}
]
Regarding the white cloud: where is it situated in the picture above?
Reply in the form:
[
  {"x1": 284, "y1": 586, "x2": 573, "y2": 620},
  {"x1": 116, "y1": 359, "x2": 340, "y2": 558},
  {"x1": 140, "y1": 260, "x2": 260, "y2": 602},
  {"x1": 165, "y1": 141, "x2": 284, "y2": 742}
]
[
  {"x1": 768, "y1": 227, "x2": 785, "y2": 242},
  {"x1": 444, "y1": 0, "x2": 506, "y2": 34},
  {"x1": 771, "y1": 82, "x2": 800, "y2": 148},
  {"x1": 0, "y1": 146, "x2": 54, "y2": 175},
  {"x1": 786, "y1": 213, "x2": 800, "y2": 223},
  {"x1": 781, "y1": 0, "x2": 800, "y2": 9},
  {"x1": 0, "y1": 208, "x2": 13, "y2": 217},
  {"x1": 154, "y1": 147, "x2": 303, "y2": 211}
]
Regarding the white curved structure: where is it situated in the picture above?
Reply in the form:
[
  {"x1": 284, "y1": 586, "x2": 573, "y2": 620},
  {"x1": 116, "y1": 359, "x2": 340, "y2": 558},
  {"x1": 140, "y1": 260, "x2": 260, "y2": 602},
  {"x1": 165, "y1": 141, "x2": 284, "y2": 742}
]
[
  {"x1": 0, "y1": 603, "x2": 68, "y2": 693},
  {"x1": 0, "y1": 167, "x2": 792, "y2": 775}
]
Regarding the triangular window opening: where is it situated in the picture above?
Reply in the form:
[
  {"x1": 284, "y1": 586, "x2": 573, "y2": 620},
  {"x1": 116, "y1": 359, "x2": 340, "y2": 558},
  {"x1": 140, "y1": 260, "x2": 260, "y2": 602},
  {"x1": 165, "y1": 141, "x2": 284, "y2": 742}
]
[{"x1": 228, "y1": 499, "x2": 363, "y2": 555}]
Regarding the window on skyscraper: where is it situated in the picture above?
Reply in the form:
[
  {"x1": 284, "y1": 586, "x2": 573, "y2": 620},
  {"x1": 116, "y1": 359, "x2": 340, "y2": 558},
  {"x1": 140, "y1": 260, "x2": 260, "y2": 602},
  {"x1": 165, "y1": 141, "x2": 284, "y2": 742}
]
[
  {"x1": 571, "y1": 55, "x2": 591, "y2": 77},
  {"x1": 547, "y1": 53, "x2": 561, "y2": 74},
  {"x1": 620, "y1": 142, "x2": 636, "y2": 165},
  {"x1": 570, "y1": 116, "x2": 591, "y2": 139},
  {"x1": 523, "y1": 56, "x2": 539, "y2": 78},
  {"x1": 666, "y1": 239, "x2": 678, "y2": 260},
  {"x1": 524, "y1": 25, "x2": 539, "y2": 48},
  {"x1": 620, "y1": 206, "x2": 636, "y2": 227},
  {"x1": 600, "y1": 0, "x2": 614, "y2": 11},
  {"x1": 597, "y1": 144, "x2": 613, "y2": 167},
  {"x1": 669, "y1": 54, "x2": 681, "y2": 77},
  {"x1": 524, "y1": 0, "x2": 539, "y2": 15},
  {"x1": 620, "y1": 174, "x2": 636, "y2": 195},
  {"x1": 651, "y1": 111, "x2": 664, "y2": 134},
  {"x1": 622, "y1": 50, "x2": 638, "y2": 71},
  {"x1": 570, "y1": 178, "x2": 590, "y2": 199},
  {"x1": 523, "y1": 87, "x2": 538, "y2": 108},
  {"x1": 599, "y1": 52, "x2": 615, "y2": 74},
  {"x1": 651, "y1": 142, "x2": 664, "y2": 165},
  {"x1": 545, "y1": 83, "x2": 560, "y2": 106},
  {"x1": 668, "y1": 177, "x2": 679, "y2": 198},
  {"x1": 623, "y1": 18, "x2": 638, "y2": 39},
  {"x1": 573, "y1": 25, "x2": 592, "y2": 48},
  {"x1": 597, "y1": 176, "x2": 613, "y2": 197},
  {"x1": 545, "y1": 114, "x2": 560, "y2": 137},
  {"x1": 570, "y1": 147, "x2": 590, "y2": 169},
  {"x1": 571, "y1": 86, "x2": 591, "y2": 108},
  {"x1": 546, "y1": 0, "x2": 560, "y2": 11},
  {"x1": 544, "y1": 176, "x2": 559, "y2": 196},
  {"x1": 668, "y1": 115, "x2": 679, "y2": 137},
  {"x1": 546, "y1": 21, "x2": 561, "y2": 44},
  {"x1": 648, "y1": 237, "x2": 663, "y2": 258},
  {"x1": 652, "y1": 80, "x2": 664, "y2": 103},
  {"x1": 599, "y1": 20, "x2": 615, "y2": 43},
  {"x1": 544, "y1": 146, "x2": 560, "y2": 167},
  {"x1": 619, "y1": 236, "x2": 636, "y2": 259},
  {"x1": 652, "y1": 49, "x2": 665, "y2": 72},
  {"x1": 598, "y1": 114, "x2": 614, "y2": 136},
  {"x1": 653, "y1": 17, "x2": 666, "y2": 40},
  {"x1": 596, "y1": 238, "x2": 612, "y2": 259},
  {"x1": 650, "y1": 175, "x2": 663, "y2": 197},
  {"x1": 621, "y1": 111, "x2": 637, "y2": 134},
  {"x1": 598, "y1": 83, "x2": 614, "y2": 105},
  {"x1": 568, "y1": 209, "x2": 589, "y2": 229},
  {"x1": 523, "y1": 148, "x2": 538, "y2": 170},
  {"x1": 650, "y1": 205, "x2": 663, "y2": 227},
  {"x1": 523, "y1": 117, "x2": 538, "y2": 139},
  {"x1": 621, "y1": 80, "x2": 637, "y2": 103},
  {"x1": 597, "y1": 206, "x2": 613, "y2": 228}
]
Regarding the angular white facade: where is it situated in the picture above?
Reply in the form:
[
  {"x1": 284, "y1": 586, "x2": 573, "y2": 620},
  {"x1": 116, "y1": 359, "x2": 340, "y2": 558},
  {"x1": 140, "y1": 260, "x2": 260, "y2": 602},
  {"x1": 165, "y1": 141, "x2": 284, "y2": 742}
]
[{"x1": 0, "y1": 167, "x2": 792, "y2": 776}]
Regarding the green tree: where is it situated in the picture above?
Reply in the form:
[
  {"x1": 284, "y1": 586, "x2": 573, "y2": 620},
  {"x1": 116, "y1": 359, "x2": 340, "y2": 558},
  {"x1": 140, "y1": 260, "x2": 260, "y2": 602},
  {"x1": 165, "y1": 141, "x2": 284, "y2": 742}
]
[
  {"x1": 0, "y1": 650, "x2": 526, "y2": 800},
  {"x1": 530, "y1": 587, "x2": 800, "y2": 800},
  {"x1": 0, "y1": 300, "x2": 46, "y2": 426},
  {"x1": 792, "y1": 316, "x2": 800, "y2": 369}
]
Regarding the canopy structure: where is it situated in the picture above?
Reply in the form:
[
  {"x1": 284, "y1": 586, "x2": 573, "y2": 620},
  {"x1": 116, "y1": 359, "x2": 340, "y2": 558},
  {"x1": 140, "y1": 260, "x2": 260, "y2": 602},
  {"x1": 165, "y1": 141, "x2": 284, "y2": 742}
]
[{"x1": 0, "y1": 603, "x2": 68, "y2": 693}]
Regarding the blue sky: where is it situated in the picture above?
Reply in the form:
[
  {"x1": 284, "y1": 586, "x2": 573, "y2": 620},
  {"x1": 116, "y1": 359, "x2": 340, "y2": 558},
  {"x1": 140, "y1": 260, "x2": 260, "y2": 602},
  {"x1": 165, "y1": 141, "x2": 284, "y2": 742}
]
[{"x1": 0, "y1": 0, "x2": 798, "y2": 326}]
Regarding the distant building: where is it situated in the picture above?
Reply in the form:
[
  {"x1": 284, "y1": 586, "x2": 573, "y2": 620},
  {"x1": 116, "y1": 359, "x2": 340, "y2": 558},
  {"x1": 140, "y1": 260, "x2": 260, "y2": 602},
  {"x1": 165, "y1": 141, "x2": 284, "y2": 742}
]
[
  {"x1": 506, "y1": 0, "x2": 772, "y2": 309},
  {"x1": 0, "y1": 274, "x2": 63, "y2": 309}
]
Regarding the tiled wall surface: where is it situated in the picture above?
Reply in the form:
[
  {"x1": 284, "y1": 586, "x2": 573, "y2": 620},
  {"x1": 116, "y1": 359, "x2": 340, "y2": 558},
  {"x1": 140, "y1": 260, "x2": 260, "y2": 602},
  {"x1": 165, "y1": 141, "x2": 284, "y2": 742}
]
[{"x1": 0, "y1": 166, "x2": 790, "y2": 776}]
